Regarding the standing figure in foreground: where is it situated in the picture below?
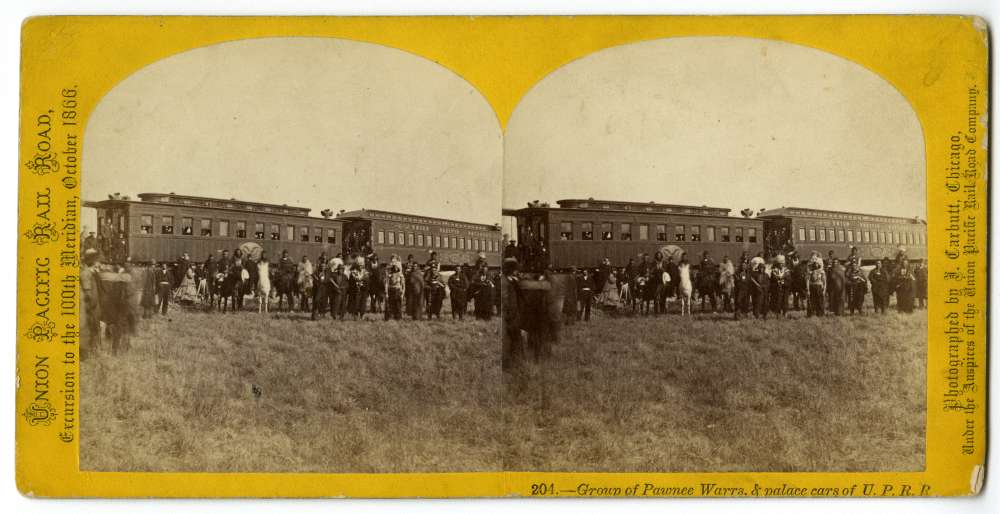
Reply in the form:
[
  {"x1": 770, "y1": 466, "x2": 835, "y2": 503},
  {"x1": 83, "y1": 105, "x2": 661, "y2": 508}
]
[
  {"x1": 310, "y1": 260, "x2": 333, "y2": 320},
  {"x1": 827, "y1": 260, "x2": 846, "y2": 316},
  {"x1": 256, "y1": 252, "x2": 271, "y2": 313},
  {"x1": 894, "y1": 260, "x2": 916, "y2": 313},
  {"x1": 677, "y1": 254, "x2": 693, "y2": 316},
  {"x1": 406, "y1": 264, "x2": 425, "y2": 320},
  {"x1": 869, "y1": 260, "x2": 890, "y2": 314},
  {"x1": 384, "y1": 262, "x2": 406, "y2": 320},
  {"x1": 806, "y1": 254, "x2": 827, "y2": 317},
  {"x1": 733, "y1": 262, "x2": 752, "y2": 320},
  {"x1": 769, "y1": 254, "x2": 790, "y2": 317},
  {"x1": 80, "y1": 249, "x2": 103, "y2": 360},
  {"x1": 471, "y1": 268, "x2": 495, "y2": 320},
  {"x1": 914, "y1": 259, "x2": 928, "y2": 309},
  {"x1": 347, "y1": 261, "x2": 368, "y2": 320},
  {"x1": 425, "y1": 263, "x2": 446, "y2": 319},
  {"x1": 500, "y1": 257, "x2": 523, "y2": 369},
  {"x1": 448, "y1": 264, "x2": 470, "y2": 320}
]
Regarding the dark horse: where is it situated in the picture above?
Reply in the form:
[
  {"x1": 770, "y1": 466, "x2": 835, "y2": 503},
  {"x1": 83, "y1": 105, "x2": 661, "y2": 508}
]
[
  {"x1": 214, "y1": 268, "x2": 246, "y2": 312},
  {"x1": 273, "y1": 266, "x2": 298, "y2": 312}
]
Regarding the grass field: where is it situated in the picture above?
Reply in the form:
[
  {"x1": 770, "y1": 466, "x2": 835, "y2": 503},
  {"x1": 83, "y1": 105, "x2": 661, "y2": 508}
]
[
  {"x1": 82, "y1": 299, "x2": 925, "y2": 473},
  {"x1": 502, "y1": 307, "x2": 926, "y2": 472},
  {"x1": 80, "y1": 307, "x2": 502, "y2": 472}
]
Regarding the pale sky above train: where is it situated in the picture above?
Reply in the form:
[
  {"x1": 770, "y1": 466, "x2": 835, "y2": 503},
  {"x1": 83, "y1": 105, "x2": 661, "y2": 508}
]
[
  {"x1": 83, "y1": 37, "x2": 502, "y2": 231},
  {"x1": 504, "y1": 37, "x2": 926, "y2": 220}
]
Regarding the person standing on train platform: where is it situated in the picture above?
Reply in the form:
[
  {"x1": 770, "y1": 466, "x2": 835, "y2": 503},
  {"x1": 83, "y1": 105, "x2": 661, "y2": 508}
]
[
  {"x1": 384, "y1": 262, "x2": 406, "y2": 320},
  {"x1": 914, "y1": 259, "x2": 928, "y2": 309}
]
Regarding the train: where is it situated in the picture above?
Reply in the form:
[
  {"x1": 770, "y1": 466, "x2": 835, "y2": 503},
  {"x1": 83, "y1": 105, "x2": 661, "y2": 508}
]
[
  {"x1": 84, "y1": 192, "x2": 502, "y2": 269},
  {"x1": 503, "y1": 198, "x2": 927, "y2": 270}
]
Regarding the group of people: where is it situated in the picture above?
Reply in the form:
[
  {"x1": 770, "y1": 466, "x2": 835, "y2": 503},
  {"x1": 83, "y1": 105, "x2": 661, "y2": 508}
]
[
  {"x1": 134, "y1": 249, "x2": 500, "y2": 322},
  {"x1": 562, "y1": 247, "x2": 928, "y2": 320}
]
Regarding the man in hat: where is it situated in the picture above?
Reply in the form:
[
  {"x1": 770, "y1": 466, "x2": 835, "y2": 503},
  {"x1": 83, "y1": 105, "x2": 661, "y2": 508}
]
[
  {"x1": 806, "y1": 253, "x2": 827, "y2": 317},
  {"x1": 311, "y1": 260, "x2": 334, "y2": 320},
  {"x1": 500, "y1": 257, "x2": 524, "y2": 368},
  {"x1": 769, "y1": 254, "x2": 790, "y2": 317},
  {"x1": 80, "y1": 248, "x2": 102, "y2": 360}
]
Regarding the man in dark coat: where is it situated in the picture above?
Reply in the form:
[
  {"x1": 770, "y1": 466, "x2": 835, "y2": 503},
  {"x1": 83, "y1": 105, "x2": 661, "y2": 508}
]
[
  {"x1": 806, "y1": 256, "x2": 826, "y2": 317},
  {"x1": 470, "y1": 269, "x2": 495, "y2": 320},
  {"x1": 750, "y1": 261, "x2": 769, "y2": 319},
  {"x1": 733, "y1": 262, "x2": 753, "y2": 320},
  {"x1": 869, "y1": 260, "x2": 890, "y2": 314},
  {"x1": 578, "y1": 269, "x2": 594, "y2": 321},
  {"x1": 698, "y1": 251, "x2": 717, "y2": 313},
  {"x1": 665, "y1": 255, "x2": 680, "y2": 301},
  {"x1": 827, "y1": 260, "x2": 846, "y2": 316},
  {"x1": 448, "y1": 264, "x2": 470, "y2": 319},
  {"x1": 769, "y1": 254, "x2": 790, "y2": 317},
  {"x1": 914, "y1": 259, "x2": 928, "y2": 309},
  {"x1": 80, "y1": 249, "x2": 103, "y2": 360},
  {"x1": 311, "y1": 261, "x2": 334, "y2": 320},
  {"x1": 406, "y1": 265, "x2": 425, "y2": 320},
  {"x1": 790, "y1": 254, "x2": 809, "y2": 310},
  {"x1": 500, "y1": 258, "x2": 524, "y2": 369}
]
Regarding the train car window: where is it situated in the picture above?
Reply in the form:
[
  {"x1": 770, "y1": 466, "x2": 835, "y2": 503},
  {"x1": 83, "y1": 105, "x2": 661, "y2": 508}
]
[
  {"x1": 639, "y1": 224, "x2": 649, "y2": 240},
  {"x1": 808, "y1": 228, "x2": 815, "y2": 241},
  {"x1": 417, "y1": 234, "x2": 424, "y2": 247},
  {"x1": 797, "y1": 228, "x2": 805, "y2": 242},
  {"x1": 863, "y1": 230, "x2": 870, "y2": 242},
  {"x1": 818, "y1": 228, "x2": 826, "y2": 242},
  {"x1": 201, "y1": 219, "x2": 212, "y2": 237},
  {"x1": 140, "y1": 215, "x2": 153, "y2": 234},
  {"x1": 327, "y1": 229, "x2": 337, "y2": 244},
  {"x1": 470, "y1": 239, "x2": 477, "y2": 250},
  {"x1": 601, "y1": 222, "x2": 613, "y2": 240},
  {"x1": 560, "y1": 222, "x2": 573, "y2": 240},
  {"x1": 705, "y1": 226, "x2": 715, "y2": 242},
  {"x1": 748, "y1": 228, "x2": 757, "y2": 243},
  {"x1": 314, "y1": 228, "x2": 323, "y2": 243},
  {"x1": 161, "y1": 215, "x2": 174, "y2": 235},
  {"x1": 620, "y1": 223, "x2": 632, "y2": 241},
  {"x1": 451, "y1": 237, "x2": 457, "y2": 248},
  {"x1": 879, "y1": 232, "x2": 886, "y2": 243},
  {"x1": 690, "y1": 225, "x2": 700, "y2": 242},
  {"x1": 856, "y1": 230, "x2": 862, "y2": 242},
  {"x1": 826, "y1": 229, "x2": 835, "y2": 242},
  {"x1": 735, "y1": 227, "x2": 743, "y2": 243},
  {"x1": 299, "y1": 226, "x2": 309, "y2": 242},
  {"x1": 847, "y1": 230, "x2": 853, "y2": 243},
  {"x1": 408, "y1": 233, "x2": 415, "y2": 246},
  {"x1": 388, "y1": 231, "x2": 396, "y2": 245},
  {"x1": 893, "y1": 232, "x2": 900, "y2": 245},
  {"x1": 674, "y1": 225, "x2": 685, "y2": 242},
  {"x1": 271, "y1": 224, "x2": 280, "y2": 240},
  {"x1": 582, "y1": 222, "x2": 594, "y2": 241},
  {"x1": 721, "y1": 226, "x2": 731, "y2": 242},
  {"x1": 236, "y1": 221, "x2": 247, "y2": 239},
  {"x1": 459, "y1": 238, "x2": 465, "y2": 249},
  {"x1": 482, "y1": 239, "x2": 487, "y2": 251},
  {"x1": 443, "y1": 236, "x2": 449, "y2": 248},
  {"x1": 398, "y1": 232, "x2": 404, "y2": 246},
  {"x1": 219, "y1": 220, "x2": 229, "y2": 237},
  {"x1": 377, "y1": 231, "x2": 385, "y2": 244},
  {"x1": 255, "y1": 223, "x2": 265, "y2": 240},
  {"x1": 837, "y1": 229, "x2": 845, "y2": 242},
  {"x1": 435, "y1": 236, "x2": 441, "y2": 248},
  {"x1": 286, "y1": 225, "x2": 294, "y2": 241}
]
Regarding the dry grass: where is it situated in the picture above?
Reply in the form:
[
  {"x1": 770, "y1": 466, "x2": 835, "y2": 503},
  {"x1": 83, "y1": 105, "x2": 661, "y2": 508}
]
[
  {"x1": 502, "y1": 308, "x2": 926, "y2": 472},
  {"x1": 81, "y1": 308, "x2": 501, "y2": 472}
]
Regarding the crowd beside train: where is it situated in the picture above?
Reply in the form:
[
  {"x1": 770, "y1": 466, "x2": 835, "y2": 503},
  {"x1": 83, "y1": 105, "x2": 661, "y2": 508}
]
[
  {"x1": 78, "y1": 246, "x2": 499, "y2": 359},
  {"x1": 550, "y1": 246, "x2": 928, "y2": 320}
]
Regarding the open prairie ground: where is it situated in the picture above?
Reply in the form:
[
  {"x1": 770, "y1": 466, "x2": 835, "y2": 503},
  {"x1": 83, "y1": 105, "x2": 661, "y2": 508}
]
[
  {"x1": 502, "y1": 306, "x2": 926, "y2": 472},
  {"x1": 81, "y1": 306, "x2": 502, "y2": 472}
]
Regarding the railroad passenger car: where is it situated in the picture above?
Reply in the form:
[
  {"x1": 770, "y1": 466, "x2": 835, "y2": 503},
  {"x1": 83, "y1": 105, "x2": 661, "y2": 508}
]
[
  {"x1": 337, "y1": 209, "x2": 502, "y2": 269},
  {"x1": 758, "y1": 207, "x2": 927, "y2": 263},
  {"x1": 506, "y1": 199, "x2": 766, "y2": 269},
  {"x1": 84, "y1": 192, "x2": 345, "y2": 263}
]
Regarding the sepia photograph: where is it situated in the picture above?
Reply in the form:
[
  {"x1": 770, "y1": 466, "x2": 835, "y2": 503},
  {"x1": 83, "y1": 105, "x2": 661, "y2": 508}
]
[
  {"x1": 500, "y1": 36, "x2": 928, "y2": 472},
  {"x1": 78, "y1": 37, "x2": 504, "y2": 473}
]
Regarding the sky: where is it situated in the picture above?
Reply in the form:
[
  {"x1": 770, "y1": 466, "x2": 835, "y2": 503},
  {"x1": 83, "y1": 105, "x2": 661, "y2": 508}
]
[
  {"x1": 503, "y1": 36, "x2": 926, "y2": 220},
  {"x1": 82, "y1": 37, "x2": 502, "y2": 231}
]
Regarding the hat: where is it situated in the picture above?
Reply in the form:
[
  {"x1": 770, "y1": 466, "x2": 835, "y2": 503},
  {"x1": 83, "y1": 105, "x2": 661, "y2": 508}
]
[{"x1": 775, "y1": 254, "x2": 786, "y2": 264}]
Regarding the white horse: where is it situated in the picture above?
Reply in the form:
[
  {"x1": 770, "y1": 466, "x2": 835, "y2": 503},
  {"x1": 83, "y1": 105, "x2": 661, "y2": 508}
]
[
  {"x1": 256, "y1": 260, "x2": 271, "y2": 313},
  {"x1": 678, "y1": 262, "x2": 693, "y2": 316}
]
